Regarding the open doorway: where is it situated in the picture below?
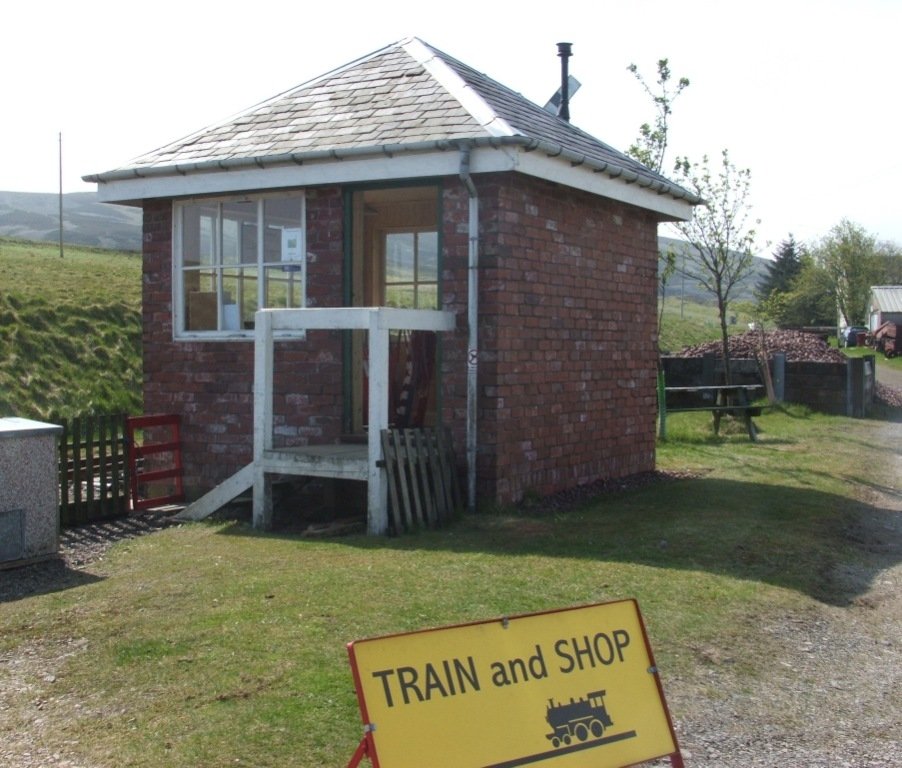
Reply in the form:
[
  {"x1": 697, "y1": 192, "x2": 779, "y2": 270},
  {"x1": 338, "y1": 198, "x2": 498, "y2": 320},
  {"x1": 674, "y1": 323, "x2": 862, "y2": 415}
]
[{"x1": 348, "y1": 186, "x2": 440, "y2": 435}]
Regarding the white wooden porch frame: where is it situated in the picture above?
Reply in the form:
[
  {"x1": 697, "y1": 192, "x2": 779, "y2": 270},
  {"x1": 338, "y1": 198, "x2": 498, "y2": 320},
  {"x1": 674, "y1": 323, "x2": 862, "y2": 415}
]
[{"x1": 253, "y1": 307, "x2": 455, "y2": 535}]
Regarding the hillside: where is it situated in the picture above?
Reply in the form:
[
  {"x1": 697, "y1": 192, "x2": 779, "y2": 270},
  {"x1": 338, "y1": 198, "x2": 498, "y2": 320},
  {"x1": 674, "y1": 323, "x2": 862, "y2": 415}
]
[
  {"x1": 0, "y1": 191, "x2": 141, "y2": 251},
  {"x1": 658, "y1": 236, "x2": 769, "y2": 305},
  {"x1": 0, "y1": 238, "x2": 142, "y2": 420}
]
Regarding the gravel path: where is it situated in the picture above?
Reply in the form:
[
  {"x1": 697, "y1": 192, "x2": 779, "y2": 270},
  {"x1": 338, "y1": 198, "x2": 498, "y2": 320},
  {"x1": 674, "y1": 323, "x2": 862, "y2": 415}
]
[
  {"x1": 666, "y1": 420, "x2": 902, "y2": 767},
  {"x1": 652, "y1": 415, "x2": 901, "y2": 768},
  {"x1": 876, "y1": 360, "x2": 902, "y2": 392}
]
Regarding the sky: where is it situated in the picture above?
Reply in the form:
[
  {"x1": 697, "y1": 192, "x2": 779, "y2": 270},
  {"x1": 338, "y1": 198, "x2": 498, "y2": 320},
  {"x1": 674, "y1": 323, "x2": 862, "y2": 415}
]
[{"x1": 3, "y1": 0, "x2": 900, "y2": 256}]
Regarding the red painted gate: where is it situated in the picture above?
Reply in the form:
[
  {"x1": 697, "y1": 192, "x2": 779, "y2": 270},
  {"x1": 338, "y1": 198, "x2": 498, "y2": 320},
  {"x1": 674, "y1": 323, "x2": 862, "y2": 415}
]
[{"x1": 125, "y1": 414, "x2": 185, "y2": 511}]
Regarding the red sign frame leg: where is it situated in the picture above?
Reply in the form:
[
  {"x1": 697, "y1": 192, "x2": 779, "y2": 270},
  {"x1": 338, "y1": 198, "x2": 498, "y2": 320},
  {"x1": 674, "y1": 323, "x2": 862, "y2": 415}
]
[{"x1": 346, "y1": 733, "x2": 373, "y2": 768}]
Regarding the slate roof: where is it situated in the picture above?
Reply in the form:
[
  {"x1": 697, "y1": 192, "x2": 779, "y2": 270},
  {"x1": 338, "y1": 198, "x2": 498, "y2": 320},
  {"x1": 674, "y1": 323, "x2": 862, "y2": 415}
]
[{"x1": 86, "y1": 37, "x2": 697, "y2": 204}]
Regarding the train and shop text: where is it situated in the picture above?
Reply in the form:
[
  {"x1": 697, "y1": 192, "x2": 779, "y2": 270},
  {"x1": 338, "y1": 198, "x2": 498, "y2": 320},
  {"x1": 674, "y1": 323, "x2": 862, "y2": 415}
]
[{"x1": 371, "y1": 629, "x2": 631, "y2": 708}]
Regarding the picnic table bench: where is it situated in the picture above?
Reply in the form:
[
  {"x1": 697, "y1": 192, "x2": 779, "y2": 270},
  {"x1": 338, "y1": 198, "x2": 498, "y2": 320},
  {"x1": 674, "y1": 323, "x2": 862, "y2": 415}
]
[{"x1": 658, "y1": 383, "x2": 764, "y2": 441}]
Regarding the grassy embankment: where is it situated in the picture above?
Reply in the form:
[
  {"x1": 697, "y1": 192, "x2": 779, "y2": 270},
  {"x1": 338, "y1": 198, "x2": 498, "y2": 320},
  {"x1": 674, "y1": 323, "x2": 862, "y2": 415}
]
[{"x1": 0, "y1": 237, "x2": 142, "y2": 420}]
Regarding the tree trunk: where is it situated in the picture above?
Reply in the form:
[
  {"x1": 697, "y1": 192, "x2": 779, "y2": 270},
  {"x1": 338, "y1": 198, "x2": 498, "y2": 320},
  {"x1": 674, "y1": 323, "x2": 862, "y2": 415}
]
[{"x1": 717, "y1": 294, "x2": 733, "y2": 385}]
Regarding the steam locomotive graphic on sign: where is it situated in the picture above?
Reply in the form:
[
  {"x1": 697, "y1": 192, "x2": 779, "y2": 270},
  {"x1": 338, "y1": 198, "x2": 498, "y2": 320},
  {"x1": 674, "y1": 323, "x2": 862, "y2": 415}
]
[{"x1": 545, "y1": 689, "x2": 615, "y2": 748}]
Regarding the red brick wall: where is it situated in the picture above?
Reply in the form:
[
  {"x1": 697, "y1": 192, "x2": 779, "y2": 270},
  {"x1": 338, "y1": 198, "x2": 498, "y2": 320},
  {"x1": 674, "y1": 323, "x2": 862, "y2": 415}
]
[
  {"x1": 140, "y1": 189, "x2": 345, "y2": 498},
  {"x1": 142, "y1": 176, "x2": 660, "y2": 505},
  {"x1": 441, "y1": 174, "x2": 661, "y2": 505}
]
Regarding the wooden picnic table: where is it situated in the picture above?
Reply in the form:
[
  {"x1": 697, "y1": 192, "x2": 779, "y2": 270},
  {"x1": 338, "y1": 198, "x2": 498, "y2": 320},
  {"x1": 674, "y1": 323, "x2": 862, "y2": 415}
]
[{"x1": 658, "y1": 384, "x2": 765, "y2": 441}]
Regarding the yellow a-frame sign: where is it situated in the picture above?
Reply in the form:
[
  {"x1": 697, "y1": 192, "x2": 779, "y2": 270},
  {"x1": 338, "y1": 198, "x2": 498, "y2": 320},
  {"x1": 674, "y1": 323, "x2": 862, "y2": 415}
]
[{"x1": 346, "y1": 599, "x2": 683, "y2": 768}]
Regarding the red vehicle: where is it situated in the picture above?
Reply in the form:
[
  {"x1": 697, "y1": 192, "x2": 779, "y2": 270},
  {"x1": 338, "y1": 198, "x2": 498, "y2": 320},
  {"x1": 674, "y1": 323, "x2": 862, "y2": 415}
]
[{"x1": 874, "y1": 322, "x2": 898, "y2": 358}]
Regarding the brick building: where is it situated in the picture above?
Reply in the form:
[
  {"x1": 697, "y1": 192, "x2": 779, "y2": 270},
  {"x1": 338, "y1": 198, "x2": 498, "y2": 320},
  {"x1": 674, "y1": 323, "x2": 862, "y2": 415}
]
[{"x1": 85, "y1": 38, "x2": 698, "y2": 528}]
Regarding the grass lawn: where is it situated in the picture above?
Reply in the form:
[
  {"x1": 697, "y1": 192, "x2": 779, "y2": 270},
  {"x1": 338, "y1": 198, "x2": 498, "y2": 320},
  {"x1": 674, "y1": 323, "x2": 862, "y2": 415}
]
[
  {"x1": 657, "y1": 296, "x2": 756, "y2": 353},
  {"x1": 1, "y1": 405, "x2": 898, "y2": 767},
  {"x1": 843, "y1": 341, "x2": 902, "y2": 372}
]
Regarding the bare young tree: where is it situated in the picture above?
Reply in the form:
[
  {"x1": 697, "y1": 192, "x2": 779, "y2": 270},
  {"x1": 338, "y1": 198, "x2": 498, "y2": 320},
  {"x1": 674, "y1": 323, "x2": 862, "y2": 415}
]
[
  {"x1": 626, "y1": 59, "x2": 689, "y2": 348},
  {"x1": 626, "y1": 59, "x2": 689, "y2": 175},
  {"x1": 673, "y1": 150, "x2": 759, "y2": 383}
]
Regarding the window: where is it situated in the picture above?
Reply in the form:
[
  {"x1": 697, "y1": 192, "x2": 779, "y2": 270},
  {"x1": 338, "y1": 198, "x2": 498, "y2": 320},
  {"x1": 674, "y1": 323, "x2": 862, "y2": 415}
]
[
  {"x1": 174, "y1": 193, "x2": 306, "y2": 338},
  {"x1": 384, "y1": 230, "x2": 438, "y2": 309}
]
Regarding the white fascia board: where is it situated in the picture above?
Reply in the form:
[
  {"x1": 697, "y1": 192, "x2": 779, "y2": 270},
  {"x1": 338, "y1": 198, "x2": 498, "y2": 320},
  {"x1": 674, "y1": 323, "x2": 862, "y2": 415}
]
[
  {"x1": 93, "y1": 151, "x2": 467, "y2": 203},
  {"x1": 92, "y1": 144, "x2": 692, "y2": 221},
  {"x1": 511, "y1": 150, "x2": 695, "y2": 222}
]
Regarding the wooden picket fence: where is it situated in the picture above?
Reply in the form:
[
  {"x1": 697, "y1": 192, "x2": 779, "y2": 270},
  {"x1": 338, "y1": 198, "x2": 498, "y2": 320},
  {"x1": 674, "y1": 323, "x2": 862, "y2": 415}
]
[
  {"x1": 380, "y1": 427, "x2": 462, "y2": 532},
  {"x1": 58, "y1": 414, "x2": 130, "y2": 526}
]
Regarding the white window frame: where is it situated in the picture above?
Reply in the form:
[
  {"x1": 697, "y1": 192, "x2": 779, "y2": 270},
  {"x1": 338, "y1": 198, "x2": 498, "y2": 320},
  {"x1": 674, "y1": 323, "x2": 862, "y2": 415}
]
[{"x1": 172, "y1": 192, "x2": 306, "y2": 340}]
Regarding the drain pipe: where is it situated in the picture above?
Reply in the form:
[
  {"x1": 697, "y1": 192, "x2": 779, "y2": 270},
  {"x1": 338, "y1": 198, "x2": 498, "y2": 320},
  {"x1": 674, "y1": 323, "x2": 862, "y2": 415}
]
[{"x1": 459, "y1": 146, "x2": 479, "y2": 513}]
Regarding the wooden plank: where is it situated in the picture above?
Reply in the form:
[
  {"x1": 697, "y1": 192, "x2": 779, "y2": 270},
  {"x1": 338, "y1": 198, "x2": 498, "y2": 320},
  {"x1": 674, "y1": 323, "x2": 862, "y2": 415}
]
[
  {"x1": 57, "y1": 419, "x2": 69, "y2": 525},
  {"x1": 176, "y1": 463, "x2": 254, "y2": 521},
  {"x1": 132, "y1": 440, "x2": 182, "y2": 457},
  {"x1": 72, "y1": 417, "x2": 84, "y2": 524},
  {"x1": 111, "y1": 415, "x2": 124, "y2": 515},
  {"x1": 58, "y1": 419, "x2": 70, "y2": 525},
  {"x1": 391, "y1": 430, "x2": 414, "y2": 530},
  {"x1": 434, "y1": 428, "x2": 452, "y2": 515},
  {"x1": 440, "y1": 427, "x2": 462, "y2": 513},
  {"x1": 410, "y1": 429, "x2": 435, "y2": 527},
  {"x1": 97, "y1": 416, "x2": 109, "y2": 517},
  {"x1": 85, "y1": 415, "x2": 96, "y2": 521},
  {"x1": 262, "y1": 307, "x2": 455, "y2": 334},
  {"x1": 260, "y1": 451, "x2": 368, "y2": 481},
  {"x1": 423, "y1": 429, "x2": 446, "y2": 524},
  {"x1": 380, "y1": 431, "x2": 404, "y2": 534}
]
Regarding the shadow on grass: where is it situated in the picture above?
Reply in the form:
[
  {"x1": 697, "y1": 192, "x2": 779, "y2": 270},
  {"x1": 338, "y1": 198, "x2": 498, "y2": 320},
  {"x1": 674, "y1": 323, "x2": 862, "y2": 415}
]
[
  {"x1": 217, "y1": 476, "x2": 901, "y2": 608},
  {"x1": 0, "y1": 558, "x2": 103, "y2": 603}
]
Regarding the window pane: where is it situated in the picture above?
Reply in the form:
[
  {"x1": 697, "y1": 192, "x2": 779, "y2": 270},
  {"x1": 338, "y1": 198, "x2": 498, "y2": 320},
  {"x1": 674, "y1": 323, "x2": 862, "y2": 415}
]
[
  {"x1": 417, "y1": 283, "x2": 438, "y2": 310},
  {"x1": 265, "y1": 265, "x2": 303, "y2": 309},
  {"x1": 386, "y1": 284, "x2": 416, "y2": 309},
  {"x1": 386, "y1": 233, "x2": 414, "y2": 283},
  {"x1": 182, "y1": 203, "x2": 217, "y2": 267},
  {"x1": 222, "y1": 201, "x2": 256, "y2": 266},
  {"x1": 222, "y1": 269, "x2": 257, "y2": 330},
  {"x1": 184, "y1": 269, "x2": 217, "y2": 331},
  {"x1": 417, "y1": 231, "x2": 438, "y2": 282},
  {"x1": 264, "y1": 197, "x2": 304, "y2": 264},
  {"x1": 238, "y1": 267, "x2": 258, "y2": 328}
]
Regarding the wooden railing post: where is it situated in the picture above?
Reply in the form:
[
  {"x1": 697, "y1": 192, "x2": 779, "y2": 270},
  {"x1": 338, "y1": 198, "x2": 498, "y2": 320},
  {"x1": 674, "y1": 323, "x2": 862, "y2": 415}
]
[
  {"x1": 367, "y1": 310, "x2": 389, "y2": 536},
  {"x1": 253, "y1": 311, "x2": 275, "y2": 529}
]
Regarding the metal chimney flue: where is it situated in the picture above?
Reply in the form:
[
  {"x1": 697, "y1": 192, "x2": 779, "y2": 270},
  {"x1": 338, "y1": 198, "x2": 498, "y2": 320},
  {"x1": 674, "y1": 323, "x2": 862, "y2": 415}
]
[{"x1": 557, "y1": 42, "x2": 573, "y2": 121}]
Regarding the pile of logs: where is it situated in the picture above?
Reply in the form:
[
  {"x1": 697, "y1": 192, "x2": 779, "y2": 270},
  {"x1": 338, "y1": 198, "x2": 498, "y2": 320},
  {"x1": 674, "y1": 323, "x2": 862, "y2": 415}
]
[{"x1": 676, "y1": 330, "x2": 848, "y2": 363}]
